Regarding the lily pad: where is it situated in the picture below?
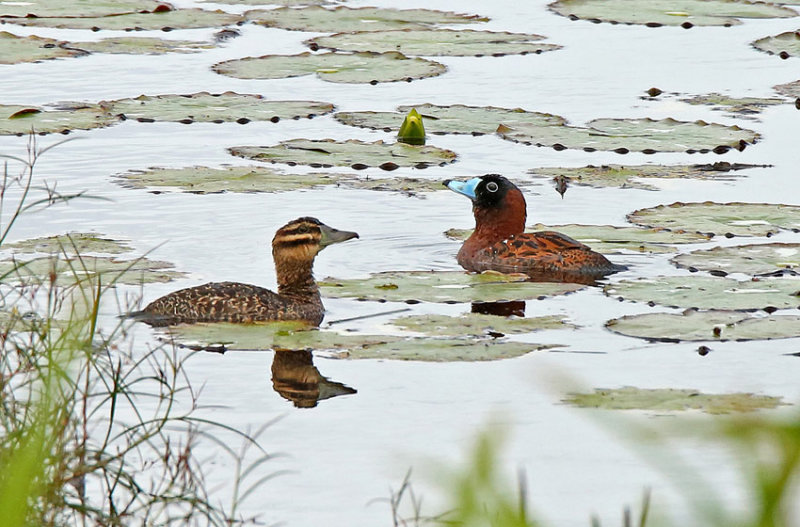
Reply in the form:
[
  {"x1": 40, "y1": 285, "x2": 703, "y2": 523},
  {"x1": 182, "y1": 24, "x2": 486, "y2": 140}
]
[
  {"x1": 606, "y1": 309, "x2": 800, "y2": 342},
  {"x1": 345, "y1": 338, "x2": 558, "y2": 362},
  {"x1": 305, "y1": 29, "x2": 562, "y2": 57},
  {"x1": 0, "y1": 31, "x2": 85, "y2": 64},
  {"x1": 681, "y1": 93, "x2": 786, "y2": 114},
  {"x1": 334, "y1": 103, "x2": 566, "y2": 136},
  {"x1": 563, "y1": 387, "x2": 786, "y2": 414},
  {"x1": 753, "y1": 31, "x2": 800, "y2": 59},
  {"x1": 5, "y1": 233, "x2": 133, "y2": 255},
  {"x1": 115, "y1": 166, "x2": 342, "y2": 194},
  {"x1": 774, "y1": 80, "x2": 800, "y2": 98},
  {"x1": 72, "y1": 37, "x2": 214, "y2": 55},
  {"x1": 245, "y1": 6, "x2": 488, "y2": 32},
  {"x1": 204, "y1": 0, "x2": 332, "y2": 4},
  {"x1": 341, "y1": 176, "x2": 449, "y2": 194},
  {"x1": 2, "y1": 8, "x2": 242, "y2": 31},
  {"x1": 604, "y1": 276, "x2": 800, "y2": 310},
  {"x1": 497, "y1": 117, "x2": 758, "y2": 154},
  {"x1": 0, "y1": 255, "x2": 186, "y2": 286},
  {"x1": 102, "y1": 92, "x2": 334, "y2": 124},
  {"x1": 390, "y1": 313, "x2": 575, "y2": 336},
  {"x1": 528, "y1": 163, "x2": 769, "y2": 191},
  {"x1": 213, "y1": 51, "x2": 446, "y2": 84},
  {"x1": 229, "y1": 139, "x2": 457, "y2": 170},
  {"x1": 548, "y1": 0, "x2": 797, "y2": 27},
  {"x1": 319, "y1": 270, "x2": 585, "y2": 303},
  {"x1": 0, "y1": 103, "x2": 115, "y2": 136},
  {"x1": 445, "y1": 224, "x2": 711, "y2": 255},
  {"x1": 672, "y1": 243, "x2": 800, "y2": 276},
  {"x1": 0, "y1": 0, "x2": 165, "y2": 17},
  {"x1": 628, "y1": 202, "x2": 800, "y2": 237}
]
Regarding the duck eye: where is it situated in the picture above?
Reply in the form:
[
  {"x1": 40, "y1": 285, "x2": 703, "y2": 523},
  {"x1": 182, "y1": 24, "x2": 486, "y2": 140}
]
[{"x1": 485, "y1": 181, "x2": 499, "y2": 193}]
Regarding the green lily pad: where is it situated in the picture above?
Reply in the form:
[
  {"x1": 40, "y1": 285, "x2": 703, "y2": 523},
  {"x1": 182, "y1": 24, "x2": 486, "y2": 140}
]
[
  {"x1": 2, "y1": 8, "x2": 242, "y2": 31},
  {"x1": 528, "y1": 163, "x2": 769, "y2": 191},
  {"x1": 604, "y1": 276, "x2": 800, "y2": 310},
  {"x1": 334, "y1": 103, "x2": 566, "y2": 136},
  {"x1": 606, "y1": 309, "x2": 800, "y2": 342},
  {"x1": 346, "y1": 338, "x2": 558, "y2": 362},
  {"x1": 72, "y1": 37, "x2": 214, "y2": 55},
  {"x1": 0, "y1": 103, "x2": 115, "y2": 136},
  {"x1": 115, "y1": 166, "x2": 343, "y2": 194},
  {"x1": 341, "y1": 177, "x2": 448, "y2": 194},
  {"x1": 0, "y1": 31, "x2": 86, "y2": 65},
  {"x1": 245, "y1": 6, "x2": 488, "y2": 32},
  {"x1": 213, "y1": 51, "x2": 446, "y2": 84},
  {"x1": 319, "y1": 270, "x2": 585, "y2": 303},
  {"x1": 681, "y1": 93, "x2": 786, "y2": 114},
  {"x1": 549, "y1": 0, "x2": 797, "y2": 27},
  {"x1": 163, "y1": 322, "x2": 556, "y2": 361},
  {"x1": 102, "y1": 92, "x2": 334, "y2": 124},
  {"x1": 753, "y1": 31, "x2": 800, "y2": 59},
  {"x1": 305, "y1": 29, "x2": 561, "y2": 57},
  {"x1": 0, "y1": 256, "x2": 186, "y2": 286},
  {"x1": 498, "y1": 117, "x2": 758, "y2": 153},
  {"x1": 628, "y1": 202, "x2": 800, "y2": 237},
  {"x1": 563, "y1": 387, "x2": 786, "y2": 414},
  {"x1": 445, "y1": 224, "x2": 711, "y2": 255},
  {"x1": 774, "y1": 80, "x2": 800, "y2": 98},
  {"x1": 672, "y1": 243, "x2": 800, "y2": 276},
  {"x1": 5, "y1": 233, "x2": 133, "y2": 255},
  {"x1": 0, "y1": 0, "x2": 164, "y2": 17},
  {"x1": 390, "y1": 313, "x2": 575, "y2": 336},
  {"x1": 229, "y1": 139, "x2": 457, "y2": 171}
]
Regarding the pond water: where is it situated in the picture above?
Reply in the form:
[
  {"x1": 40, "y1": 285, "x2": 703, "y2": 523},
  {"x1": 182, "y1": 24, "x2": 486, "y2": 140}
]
[{"x1": 1, "y1": 0, "x2": 800, "y2": 525}]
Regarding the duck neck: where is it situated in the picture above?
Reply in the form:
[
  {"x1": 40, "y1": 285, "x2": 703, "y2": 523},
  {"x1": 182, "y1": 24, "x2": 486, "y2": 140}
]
[
  {"x1": 462, "y1": 192, "x2": 527, "y2": 258},
  {"x1": 274, "y1": 257, "x2": 320, "y2": 302}
]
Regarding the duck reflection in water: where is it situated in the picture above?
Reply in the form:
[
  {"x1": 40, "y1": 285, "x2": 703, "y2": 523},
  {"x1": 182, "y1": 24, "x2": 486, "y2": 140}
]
[
  {"x1": 443, "y1": 175, "x2": 625, "y2": 285},
  {"x1": 471, "y1": 300, "x2": 526, "y2": 317},
  {"x1": 271, "y1": 349, "x2": 356, "y2": 408}
]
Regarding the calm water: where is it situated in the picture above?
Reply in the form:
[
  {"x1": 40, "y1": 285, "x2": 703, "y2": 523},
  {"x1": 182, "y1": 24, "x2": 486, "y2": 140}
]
[{"x1": 1, "y1": 0, "x2": 799, "y2": 525}]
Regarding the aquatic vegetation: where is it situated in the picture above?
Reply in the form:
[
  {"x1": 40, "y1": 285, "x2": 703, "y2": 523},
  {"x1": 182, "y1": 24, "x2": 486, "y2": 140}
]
[
  {"x1": 397, "y1": 108, "x2": 426, "y2": 145},
  {"x1": 753, "y1": 31, "x2": 800, "y2": 60},
  {"x1": 70, "y1": 36, "x2": 215, "y2": 55},
  {"x1": 0, "y1": 32, "x2": 85, "y2": 64},
  {"x1": 672, "y1": 243, "x2": 800, "y2": 276},
  {"x1": 5, "y1": 232, "x2": 133, "y2": 255},
  {"x1": 0, "y1": 8, "x2": 242, "y2": 31}
]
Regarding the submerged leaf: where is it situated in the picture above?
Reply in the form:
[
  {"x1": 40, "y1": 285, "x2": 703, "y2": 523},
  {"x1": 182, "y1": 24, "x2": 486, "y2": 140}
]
[
  {"x1": 672, "y1": 243, "x2": 800, "y2": 276},
  {"x1": 606, "y1": 309, "x2": 800, "y2": 342},
  {"x1": 213, "y1": 51, "x2": 447, "y2": 84},
  {"x1": 229, "y1": 139, "x2": 457, "y2": 170},
  {"x1": 681, "y1": 93, "x2": 786, "y2": 115},
  {"x1": 628, "y1": 202, "x2": 800, "y2": 237},
  {"x1": 319, "y1": 270, "x2": 585, "y2": 303},
  {"x1": 563, "y1": 387, "x2": 786, "y2": 414}
]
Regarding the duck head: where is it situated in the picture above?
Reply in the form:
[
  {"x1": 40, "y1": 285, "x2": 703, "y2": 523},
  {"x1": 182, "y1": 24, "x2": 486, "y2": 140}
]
[
  {"x1": 443, "y1": 174, "x2": 527, "y2": 243},
  {"x1": 272, "y1": 217, "x2": 358, "y2": 259}
]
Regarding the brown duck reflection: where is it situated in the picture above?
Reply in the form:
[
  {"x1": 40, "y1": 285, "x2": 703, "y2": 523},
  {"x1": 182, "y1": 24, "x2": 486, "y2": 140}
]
[
  {"x1": 471, "y1": 300, "x2": 526, "y2": 317},
  {"x1": 271, "y1": 349, "x2": 356, "y2": 408}
]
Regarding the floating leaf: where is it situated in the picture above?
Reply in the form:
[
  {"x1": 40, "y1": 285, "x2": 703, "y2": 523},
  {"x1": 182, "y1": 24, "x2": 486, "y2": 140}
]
[
  {"x1": 549, "y1": 0, "x2": 796, "y2": 27},
  {"x1": 102, "y1": 92, "x2": 334, "y2": 124},
  {"x1": 498, "y1": 117, "x2": 758, "y2": 153},
  {"x1": 305, "y1": 29, "x2": 561, "y2": 56},
  {"x1": 604, "y1": 276, "x2": 800, "y2": 310},
  {"x1": 681, "y1": 93, "x2": 786, "y2": 115},
  {"x1": 774, "y1": 80, "x2": 800, "y2": 98},
  {"x1": 5, "y1": 233, "x2": 133, "y2": 255},
  {"x1": 563, "y1": 387, "x2": 786, "y2": 414},
  {"x1": 245, "y1": 6, "x2": 487, "y2": 32},
  {"x1": 213, "y1": 51, "x2": 446, "y2": 84},
  {"x1": 628, "y1": 202, "x2": 800, "y2": 237},
  {"x1": 390, "y1": 312, "x2": 575, "y2": 336},
  {"x1": 319, "y1": 270, "x2": 585, "y2": 303},
  {"x1": 72, "y1": 37, "x2": 214, "y2": 55},
  {"x1": 203, "y1": 0, "x2": 332, "y2": 4},
  {"x1": 0, "y1": 0, "x2": 165, "y2": 17},
  {"x1": 0, "y1": 256, "x2": 186, "y2": 286},
  {"x1": 397, "y1": 108, "x2": 426, "y2": 145},
  {"x1": 672, "y1": 243, "x2": 800, "y2": 276},
  {"x1": 334, "y1": 103, "x2": 565, "y2": 136},
  {"x1": 116, "y1": 166, "x2": 342, "y2": 194},
  {"x1": 2, "y1": 8, "x2": 242, "y2": 31},
  {"x1": 341, "y1": 177, "x2": 449, "y2": 194},
  {"x1": 528, "y1": 163, "x2": 769, "y2": 191},
  {"x1": 445, "y1": 224, "x2": 711, "y2": 255},
  {"x1": 606, "y1": 309, "x2": 800, "y2": 342},
  {"x1": 753, "y1": 31, "x2": 800, "y2": 59},
  {"x1": 345, "y1": 339, "x2": 558, "y2": 362},
  {"x1": 0, "y1": 31, "x2": 85, "y2": 65},
  {"x1": 0, "y1": 103, "x2": 115, "y2": 136},
  {"x1": 229, "y1": 139, "x2": 457, "y2": 170}
]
